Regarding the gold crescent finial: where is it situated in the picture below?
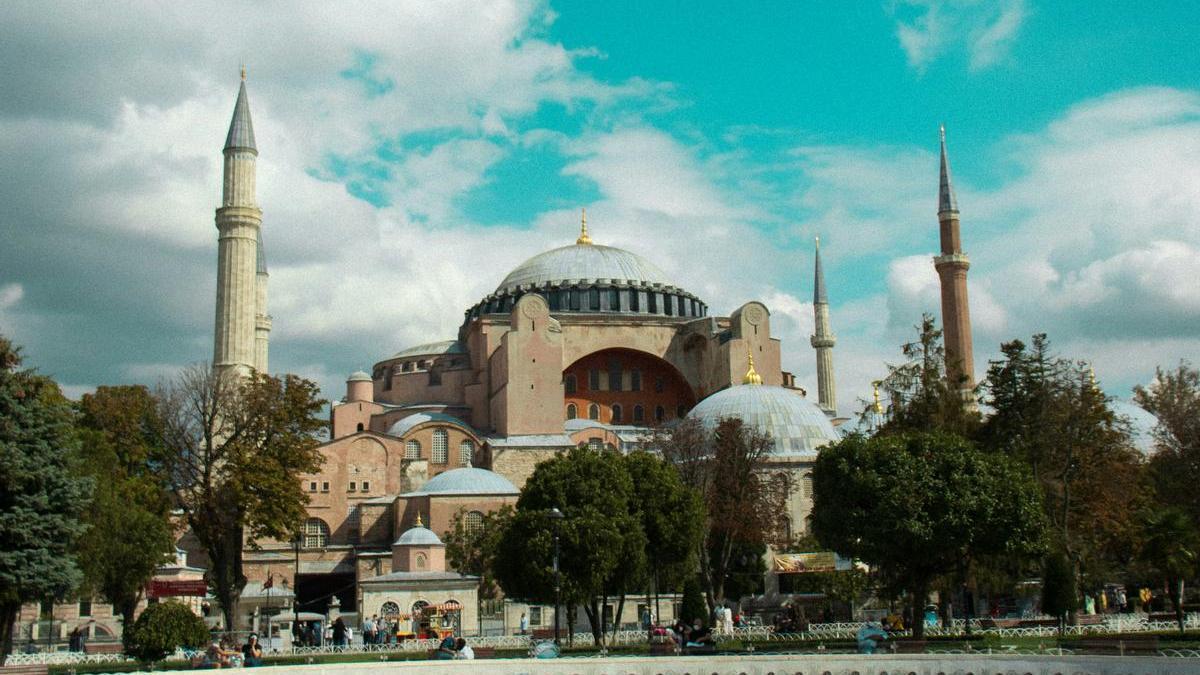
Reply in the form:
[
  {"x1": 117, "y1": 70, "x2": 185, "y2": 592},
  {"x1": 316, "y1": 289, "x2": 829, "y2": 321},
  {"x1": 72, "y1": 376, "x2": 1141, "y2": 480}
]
[
  {"x1": 415, "y1": 513, "x2": 424, "y2": 528},
  {"x1": 241, "y1": 64, "x2": 247, "y2": 81},
  {"x1": 939, "y1": 123, "x2": 946, "y2": 142},
  {"x1": 815, "y1": 235, "x2": 820, "y2": 249},
  {"x1": 872, "y1": 380, "x2": 882, "y2": 414},
  {"x1": 576, "y1": 207, "x2": 592, "y2": 245},
  {"x1": 1088, "y1": 364, "x2": 1098, "y2": 390},
  {"x1": 742, "y1": 345, "x2": 763, "y2": 385}
]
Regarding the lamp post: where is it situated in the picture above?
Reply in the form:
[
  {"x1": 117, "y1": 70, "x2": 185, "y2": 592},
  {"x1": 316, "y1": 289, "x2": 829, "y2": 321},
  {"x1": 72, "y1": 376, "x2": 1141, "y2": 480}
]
[{"x1": 548, "y1": 507, "x2": 565, "y2": 645}]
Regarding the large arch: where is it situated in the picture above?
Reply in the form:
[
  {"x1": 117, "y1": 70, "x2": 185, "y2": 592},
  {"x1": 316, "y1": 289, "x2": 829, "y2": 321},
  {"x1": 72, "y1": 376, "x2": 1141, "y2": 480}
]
[{"x1": 562, "y1": 348, "x2": 696, "y2": 426}]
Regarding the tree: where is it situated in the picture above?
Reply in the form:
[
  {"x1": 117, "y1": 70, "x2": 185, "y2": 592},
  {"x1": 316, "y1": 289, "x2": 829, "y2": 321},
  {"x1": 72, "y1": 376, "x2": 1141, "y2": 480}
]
[
  {"x1": 679, "y1": 574, "x2": 707, "y2": 625},
  {"x1": 878, "y1": 314, "x2": 980, "y2": 438},
  {"x1": 0, "y1": 336, "x2": 93, "y2": 665},
  {"x1": 443, "y1": 505, "x2": 513, "y2": 600},
  {"x1": 73, "y1": 386, "x2": 176, "y2": 631},
  {"x1": 123, "y1": 601, "x2": 210, "y2": 663},
  {"x1": 493, "y1": 447, "x2": 646, "y2": 645},
  {"x1": 1041, "y1": 551, "x2": 1077, "y2": 635},
  {"x1": 1137, "y1": 507, "x2": 1198, "y2": 634},
  {"x1": 810, "y1": 431, "x2": 1045, "y2": 639},
  {"x1": 1135, "y1": 363, "x2": 1200, "y2": 525},
  {"x1": 981, "y1": 335, "x2": 1144, "y2": 596},
  {"x1": 155, "y1": 365, "x2": 325, "y2": 633},
  {"x1": 656, "y1": 418, "x2": 790, "y2": 611}
]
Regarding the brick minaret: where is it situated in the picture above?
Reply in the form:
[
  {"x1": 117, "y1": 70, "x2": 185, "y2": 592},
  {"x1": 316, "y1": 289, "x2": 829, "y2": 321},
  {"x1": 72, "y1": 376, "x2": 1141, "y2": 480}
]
[
  {"x1": 213, "y1": 69, "x2": 264, "y2": 377},
  {"x1": 934, "y1": 125, "x2": 974, "y2": 393},
  {"x1": 809, "y1": 236, "x2": 837, "y2": 416}
]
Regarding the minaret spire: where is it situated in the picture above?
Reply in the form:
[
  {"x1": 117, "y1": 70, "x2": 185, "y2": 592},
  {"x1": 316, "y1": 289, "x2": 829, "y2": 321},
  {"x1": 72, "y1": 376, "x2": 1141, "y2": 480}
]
[
  {"x1": 576, "y1": 207, "x2": 593, "y2": 245},
  {"x1": 933, "y1": 125, "x2": 975, "y2": 396},
  {"x1": 213, "y1": 70, "x2": 264, "y2": 378},
  {"x1": 810, "y1": 236, "x2": 837, "y2": 415}
]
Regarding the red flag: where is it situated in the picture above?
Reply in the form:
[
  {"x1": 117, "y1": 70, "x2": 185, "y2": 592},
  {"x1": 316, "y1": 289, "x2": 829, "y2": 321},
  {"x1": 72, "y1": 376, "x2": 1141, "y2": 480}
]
[{"x1": 264, "y1": 574, "x2": 273, "y2": 590}]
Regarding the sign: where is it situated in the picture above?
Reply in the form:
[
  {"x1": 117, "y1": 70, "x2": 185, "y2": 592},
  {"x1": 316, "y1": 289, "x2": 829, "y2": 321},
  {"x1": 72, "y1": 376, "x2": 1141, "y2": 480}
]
[
  {"x1": 147, "y1": 579, "x2": 208, "y2": 598},
  {"x1": 773, "y1": 551, "x2": 838, "y2": 573}
]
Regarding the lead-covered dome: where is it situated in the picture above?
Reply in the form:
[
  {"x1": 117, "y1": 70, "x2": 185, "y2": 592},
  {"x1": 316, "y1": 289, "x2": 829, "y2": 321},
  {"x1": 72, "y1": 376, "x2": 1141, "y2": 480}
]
[
  {"x1": 403, "y1": 467, "x2": 519, "y2": 496},
  {"x1": 688, "y1": 385, "x2": 841, "y2": 457},
  {"x1": 394, "y1": 525, "x2": 443, "y2": 547},
  {"x1": 497, "y1": 244, "x2": 672, "y2": 294}
]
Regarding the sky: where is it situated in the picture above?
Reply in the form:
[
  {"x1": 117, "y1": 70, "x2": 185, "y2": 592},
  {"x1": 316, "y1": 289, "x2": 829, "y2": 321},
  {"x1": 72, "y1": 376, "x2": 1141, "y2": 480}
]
[{"x1": 1, "y1": 0, "x2": 1197, "y2": 415}]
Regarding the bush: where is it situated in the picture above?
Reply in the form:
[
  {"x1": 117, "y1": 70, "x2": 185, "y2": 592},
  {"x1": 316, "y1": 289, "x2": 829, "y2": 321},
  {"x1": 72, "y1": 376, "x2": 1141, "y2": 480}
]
[
  {"x1": 680, "y1": 574, "x2": 707, "y2": 624},
  {"x1": 124, "y1": 601, "x2": 210, "y2": 662}
]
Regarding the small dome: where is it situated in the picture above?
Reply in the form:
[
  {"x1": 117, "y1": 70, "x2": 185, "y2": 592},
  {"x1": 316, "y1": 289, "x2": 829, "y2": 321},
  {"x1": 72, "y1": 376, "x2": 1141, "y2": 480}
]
[
  {"x1": 404, "y1": 467, "x2": 519, "y2": 496},
  {"x1": 347, "y1": 370, "x2": 371, "y2": 382},
  {"x1": 497, "y1": 244, "x2": 673, "y2": 294},
  {"x1": 395, "y1": 525, "x2": 443, "y2": 547},
  {"x1": 1110, "y1": 400, "x2": 1160, "y2": 455},
  {"x1": 688, "y1": 385, "x2": 841, "y2": 457}
]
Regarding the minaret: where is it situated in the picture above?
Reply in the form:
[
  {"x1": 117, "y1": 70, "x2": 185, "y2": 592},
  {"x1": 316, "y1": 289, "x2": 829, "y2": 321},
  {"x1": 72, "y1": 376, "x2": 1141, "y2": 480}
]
[
  {"x1": 933, "y1": 125, "x2": 975, "y2": 394},
  {"x1": 809, "y1": 236, "x2": 837, "y2": 416},
  {"x1": 254, "y1": 229, "x2": 271, "y2": 373},
  {"x1": 213, "y1": 68, "x2": 262, "y2": 377}
]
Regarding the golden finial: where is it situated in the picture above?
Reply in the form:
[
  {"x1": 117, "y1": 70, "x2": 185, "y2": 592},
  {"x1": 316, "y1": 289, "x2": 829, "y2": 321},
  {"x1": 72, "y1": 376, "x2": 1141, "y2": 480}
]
[
  {"x1": 742, "y1": 346, "x2": 763, "y2": 385},
  {"x1": 415, "y1": 513, "x2": 424, "y2": 528},
  {"x1": 815, "y1": 234, "x2": 820, "y2": 249},
  {"x1": 872, "y1": 380, "x2": 882, "y2": 414},
  {"x1": 576, "y1": 207, "x2": 593, "y2": 245},
  {"x1": 939, "y1": 123, "x2": 946, "y2": 142},
  {"x1": 1088, "y1": 364, "x2": 1098, "y2": 391},
  {"x1": 241, "y1": 64, "x2": 246, "y2": 81}
]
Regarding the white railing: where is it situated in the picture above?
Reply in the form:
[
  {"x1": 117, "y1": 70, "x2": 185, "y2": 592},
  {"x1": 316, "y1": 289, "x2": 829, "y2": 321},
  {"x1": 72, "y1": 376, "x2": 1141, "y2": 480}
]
[{"x1": 3, "y1": 650, "x2": 132, "y2": 666}]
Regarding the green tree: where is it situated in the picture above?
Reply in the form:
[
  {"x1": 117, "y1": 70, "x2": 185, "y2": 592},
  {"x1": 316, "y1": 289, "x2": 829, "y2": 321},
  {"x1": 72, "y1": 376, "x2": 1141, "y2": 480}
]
[
  {"x1": 878, "y1": 314, "x2": 980, "y2": 437},
  {"x1": 73, "y1": 385, "x2": 176, "y2": 632},
  {"x1": 1137, "y1": 507, "x2": 1199, "y2": 634},
  {"x1": 443, "y1": 505, "x2": 513, "y2": 600},
  {"x1": 123, "y1": 601, "x2": 210, "y2": 663},
  {"x1": 155, "y1": 365, "x2": 325, "y2": 633},
  {"x1": 810, "y1": 431, "x2": 1045, "y2": 639},
  {"x1": 981, "y1": 335, "x2": 1144, "y2": 595},
  {"x1": 0, "y1": 336, "x2": 93, "y2": 665},
  {"x1": 679, "y1": 574, "x2": 707, "y2": 625},
  {"x1": 493, "y1": 447, "x2": 646, "y2": 645},
  {"x1": 1135, "y1": 363, "x2": 1200, "y2": 525},
  {"x1": 1041, "y1": 551, "x2": 1077, "y2": 635}
]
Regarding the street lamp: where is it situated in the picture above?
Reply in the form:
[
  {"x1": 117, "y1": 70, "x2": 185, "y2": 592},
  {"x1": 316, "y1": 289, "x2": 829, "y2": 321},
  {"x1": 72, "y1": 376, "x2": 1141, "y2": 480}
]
[{"x1": 547, "y1": 507, "x2": 565, "y2": 645}]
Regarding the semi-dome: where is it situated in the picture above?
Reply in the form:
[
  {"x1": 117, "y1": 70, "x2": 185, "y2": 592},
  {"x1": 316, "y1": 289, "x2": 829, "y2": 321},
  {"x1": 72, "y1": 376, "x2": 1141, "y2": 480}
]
[
  {"x1": 688, "y1": 385, "x2": 841, "y2": 457},
  {"x1": 403, "y1": 467, "x2": 519, "y2": 496},
  {"x1": 1110, "y1": 400, "x2": 1159, "y2": 455},
  {"x1": 394, "y1": 525, "x2": 443, "y2": 547},
  {"x1": 497, "y1": 243, "x2": 672, "y2": 294},
  {"x1": 387, "y1": 412, "x2": 474, "y2": 438}
]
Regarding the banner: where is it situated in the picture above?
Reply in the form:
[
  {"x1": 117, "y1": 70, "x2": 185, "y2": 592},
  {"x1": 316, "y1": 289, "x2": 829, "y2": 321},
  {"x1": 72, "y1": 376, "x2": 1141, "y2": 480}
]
[
  {"x1": 147, "y1": 579, "x2": 208, "y2": 598},
  {"x1": 772, "y1": 551, "x2": 838, "y2": 573}
]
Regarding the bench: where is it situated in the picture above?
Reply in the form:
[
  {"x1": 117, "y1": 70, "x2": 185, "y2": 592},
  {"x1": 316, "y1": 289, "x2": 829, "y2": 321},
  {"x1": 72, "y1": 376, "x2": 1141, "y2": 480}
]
[
  {"x1": 0, "y1": 665, "x2": 50, "y2": 675},
  {"x1": 1072, "y1": 635, "x2": 1160, "y2": 656},
  {"x1": 83, "y1": 641, "x2": 124, "y2": 654}
]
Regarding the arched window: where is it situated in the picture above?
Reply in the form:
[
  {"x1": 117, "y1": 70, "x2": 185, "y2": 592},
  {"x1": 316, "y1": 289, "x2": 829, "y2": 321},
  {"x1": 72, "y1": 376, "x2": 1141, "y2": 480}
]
[
  {"x1": 589, "y1": 369, "x2": 601, "y2": 391},
  {"x1": 566, "y1": 403, "x2": 577, "y2": 420},
  {"x1": 432, "y1": 429, "x2": 448, "y2": 464},
  {"x1": 588, "y1": 437, "x2": 602, "y2": 450},
  {"x1": 415, "y1": 552, "x2": 428, "y2": 570},
  {"x1": 608, "y1": 287, "x2": 620, "y2": 310},
  {"x1": 564, "y1": 374, "x2": 577, "y2": 395},
  {"x1": 381, "y1": 601, "x2": 400, "y2": 617},
  {"x1": 629, "y1": 289, "x2": 640, "y2": 312},
  {"x1": 608, "y1": 359, "x2": 622, "y2": 392},
  {"x1": 429, "y1": 367, "x2": 442, "y2": 386},
  {"x1": 611, "y1": 404, "x2": 622, "y2": 424},
  {"x1": 356, "y1": 422, "x2": 364, "y2": 432},
  {"x1": 676, "y1": 404, "x2": 687, "y2": 419},
  {"x1": 633, "y1": 405, "x2": 645, "y2": 423},
  {"x1": 465, "y1": 510, "x2": 484, "y2": 535},
  {"x1": 588, "y1": 404, "x2": 600, "y2": 421},
  {"x1": 303, "y1": 518, "x2": 329, "y2": 548},
  {"x1": 802, "y1": 472, "x2": 814, "y2": 499},
  {"x1": 405, "y1": 439, "x2": 421, "y2": 460},
  {"x1": 783, "y1": 515, "x2": 793, "y2": 543},
  {"x1": 588, "y1": 287, "x2": 601, "y2": 311},
  {"x1": 630, "y1": 370, "x2": 642, "y2": 391},
  {"x1": 655, "y1": 405, "x2": 665, "y2": 423},
  {"x1": 459, "y1": 439, "x2": 474, "y2": 466}
]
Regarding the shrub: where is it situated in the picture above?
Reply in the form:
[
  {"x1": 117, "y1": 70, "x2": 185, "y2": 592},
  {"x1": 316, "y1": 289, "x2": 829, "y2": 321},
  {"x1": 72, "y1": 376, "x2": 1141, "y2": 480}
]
[
  {"x1": 124, "y1": 601, "x2": 210, "y2": 662},
  {"x1": 680, "y1": 574, "x2": 707, "y2": 624}
]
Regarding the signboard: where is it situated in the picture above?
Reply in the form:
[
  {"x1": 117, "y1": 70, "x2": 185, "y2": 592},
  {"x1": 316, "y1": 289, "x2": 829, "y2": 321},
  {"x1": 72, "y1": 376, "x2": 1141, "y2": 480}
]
[
  {"x1": 147, "y1": 579, "x2": 208, "y2": 598},
  {"x1": 772, "y1": 551, "x2": 838, "y2": 573}
]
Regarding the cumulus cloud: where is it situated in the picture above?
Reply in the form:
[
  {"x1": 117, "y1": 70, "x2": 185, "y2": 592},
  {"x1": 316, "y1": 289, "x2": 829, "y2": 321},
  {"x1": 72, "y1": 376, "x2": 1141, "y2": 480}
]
[{"x1": 891, "y1": 0, "x2": 1027, "y2": 72}]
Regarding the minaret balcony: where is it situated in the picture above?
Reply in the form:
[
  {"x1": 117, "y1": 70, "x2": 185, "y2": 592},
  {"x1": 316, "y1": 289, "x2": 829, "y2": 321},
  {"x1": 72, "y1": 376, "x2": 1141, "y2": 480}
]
[
  {"x1": 933, "y1": 253, "x2": 970, "y2": 270},
  {"x1": 810, "y1": 336, "x2": 836, "y2": 349}
]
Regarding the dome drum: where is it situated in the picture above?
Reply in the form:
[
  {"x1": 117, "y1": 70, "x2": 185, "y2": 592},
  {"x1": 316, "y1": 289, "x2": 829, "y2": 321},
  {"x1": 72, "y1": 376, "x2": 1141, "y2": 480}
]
[{"x1": 465, "y1": 279, "x2": 707, "y2": 323}]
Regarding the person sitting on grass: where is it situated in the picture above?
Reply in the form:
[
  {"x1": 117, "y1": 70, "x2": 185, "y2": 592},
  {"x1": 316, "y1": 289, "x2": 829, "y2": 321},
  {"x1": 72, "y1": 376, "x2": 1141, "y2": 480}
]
[
  {"x1": 685, "y1": 619, "x2": 715, "y2": 647},
  {"x1": 242, "y1": 633, "x2": 263, "y2": 667},
  {"x1": 434, "y1": 635, "x2": 458, "y2": 659},
  {"x1": 454, "y1": 637, "x2": 475, "y2": 659}
]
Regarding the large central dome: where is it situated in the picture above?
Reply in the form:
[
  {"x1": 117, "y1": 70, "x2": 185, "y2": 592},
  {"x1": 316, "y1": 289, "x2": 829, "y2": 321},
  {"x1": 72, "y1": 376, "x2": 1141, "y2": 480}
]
[{"x1": 497, "y1": 243, "x2": 672, "y2": 294}]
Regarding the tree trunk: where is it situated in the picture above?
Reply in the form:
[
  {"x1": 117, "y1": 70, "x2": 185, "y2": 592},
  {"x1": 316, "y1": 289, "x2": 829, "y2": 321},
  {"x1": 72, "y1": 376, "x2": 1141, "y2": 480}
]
[
  {"x1": 566, "y1": 603, "x2": 576, "y2": 647},
  {"x1": 1174, "y1": 578, "x2": 1186, "y2": 634},
  {"x1": 118, "y1": 596, "x2": 139, "y2": 648},
  {"x1": 911, "y1": 579, "x2": 929, "y2": 640},
  {"x1": 582, "y1": 600, "x2": 602, "y2": 646},
  {"x1": 1, "y1": 601, "x2": 20, "y2": 667},
  {"x1": 612, "y1": 592, "x2": 626, "y2": 641}
]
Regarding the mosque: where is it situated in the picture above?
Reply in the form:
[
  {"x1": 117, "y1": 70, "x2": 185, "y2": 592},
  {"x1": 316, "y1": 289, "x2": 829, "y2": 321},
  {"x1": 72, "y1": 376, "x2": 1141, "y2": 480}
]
[{"x1": 212, "y1": 75, "x2": 971, "y2": 631}]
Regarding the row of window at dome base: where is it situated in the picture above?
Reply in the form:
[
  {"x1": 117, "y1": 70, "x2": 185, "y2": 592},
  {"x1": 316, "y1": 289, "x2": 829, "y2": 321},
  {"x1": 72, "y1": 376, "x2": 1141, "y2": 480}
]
[
  {"x1": 464, "y1": 281, "x2": 708, "y2": 322},
  {"x1": 566, "y1": 401, "x2": 687, "y2": 424}
]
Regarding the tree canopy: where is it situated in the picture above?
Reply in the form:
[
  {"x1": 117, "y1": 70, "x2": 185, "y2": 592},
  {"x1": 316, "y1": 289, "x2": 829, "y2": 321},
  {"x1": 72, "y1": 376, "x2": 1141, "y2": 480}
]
[
  {"x1": 0, "y1": 335, "x2": 93, "y2": 665},
  {"x1": 1135, "y1": 362, "x2": 1200, "y2": 526}
]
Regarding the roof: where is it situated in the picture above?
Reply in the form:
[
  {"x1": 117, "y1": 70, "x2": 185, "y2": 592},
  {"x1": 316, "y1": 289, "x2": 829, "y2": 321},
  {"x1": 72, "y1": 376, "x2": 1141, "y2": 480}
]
[
  {"x1": 360, "y1": 570, "x2": 478, "y2": 585},
  {"x1": 813, "y1": 238, "x2": 828, "y2": 304},
  {"x1": 939, "y1": 125, "x2": 958, "y2": 214},
  {"x1": 401, "y1": 467, "x2": 519, "y2": 497},
  {"x1": 224, "y1": 79, "x2": 256, "y2": 152},
  {"x1": 688, "y1": 384, "x2": 841, "y2": 457},
  {"x1": 564, "y1": 418, "x2": 652, "y2": 444},
  {"x1": 496, "y1": 243, "x2": 673, "y2": 294},
  {"x1": 386, "y1": 412, "x2": 474, "y2": 438},
  {"x1": 389, "y1": 340, "x2": 466, "y2": 361},
  {"x1": 1110, "y1": 400, "x2": 1160, "y2": 455},
  {"x1": 347, "y1": 370, "x2": 371, "y2": 382},
  {"x1": 256, "y1": 229, "x2": 267, "y2": 275},
  {"x1": 394, "y1": 526, "x2": 444, "y2": 546},
  {"x1": 484, "y1": 433, "x2": 574, "y2": 448}
]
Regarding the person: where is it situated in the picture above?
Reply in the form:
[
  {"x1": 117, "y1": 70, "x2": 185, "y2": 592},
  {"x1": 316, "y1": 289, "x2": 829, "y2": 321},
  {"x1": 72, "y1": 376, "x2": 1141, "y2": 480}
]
[
  {"x1": 672, "y1": 619, "x2": 691, "y2": 646},
  {"x1": 242, "y1": 633, "x2": 263, "y2": 667},
  {"x1": 856, "y1": 622, "x2": 888, "y2": 654},
  {"x1": 435, "y1": 635, "x2": 457, "y2": 659},
  {"x1": 454, "y1": 637, "x2": 475, "y2": 660},
  {"x1": 721, "y1": 606, "x2": 734, "y2": 634},
  {"x1": 332, "y1": 616, "x2": 347, "y2": 647},
  {"x1": 68, "y1": 626, "x2": 83, "y2": 652},
  {"x1": 519, "y1": 612, "x2": 528, "y2": 635},
  {"x1": 686, "y1": 619, "x2": 714, "y2": 647},
  {"x1": 362, "y1": 615, "x2": 375, "y2": 645},
  {"x1": 202, "y1": 641, "x2": 235, "y2": 668}
]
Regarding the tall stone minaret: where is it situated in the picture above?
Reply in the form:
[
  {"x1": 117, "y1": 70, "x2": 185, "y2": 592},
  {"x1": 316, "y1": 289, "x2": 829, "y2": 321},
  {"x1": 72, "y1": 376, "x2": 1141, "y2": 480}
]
[
  {"x1": 809, "y1": 236, "x2": 837, "y2": 416},
  {"x1": 934, "y1": 125, "x2": 975, "y2": 393},
  {"x1": 213, "y1": 68, "x2": 263, "y2": 377}
]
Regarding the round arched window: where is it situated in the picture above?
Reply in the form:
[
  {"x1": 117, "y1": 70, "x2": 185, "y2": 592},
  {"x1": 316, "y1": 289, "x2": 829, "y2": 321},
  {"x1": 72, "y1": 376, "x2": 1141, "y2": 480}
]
[
  {"x1": 432, "y1": 429, "x2": 449, "y2": 464},
  {"x1": 380, "y1": 601, "x2": 400, "y2": 617},
  {"x1": 415, "y1": 553, "x2": 427, "y2": 570},
  {"x1": 303, "y1": 518, "x2": 329, "y2": 548},
  {"x1": 465, "y1": 511, "x2": 484, "y2": 535},
  {"x1": 459, "y1": 439, "x2": 474, "y2": 466},
  {"x1": 566, "y1": 403, "x2": 577, "y2": 420},
  {"x1": 588, "y1": 404, "x2": 600, "y2": 420},
  {"x1": 405, "y1": 439, "x2": 421, "y2": 459}
]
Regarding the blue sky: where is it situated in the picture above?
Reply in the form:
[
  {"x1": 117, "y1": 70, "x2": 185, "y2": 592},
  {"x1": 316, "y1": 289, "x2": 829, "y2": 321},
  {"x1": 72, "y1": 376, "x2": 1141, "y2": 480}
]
[{"x1": 0, "y1": 0, "x2": 1197, "y2": 413}]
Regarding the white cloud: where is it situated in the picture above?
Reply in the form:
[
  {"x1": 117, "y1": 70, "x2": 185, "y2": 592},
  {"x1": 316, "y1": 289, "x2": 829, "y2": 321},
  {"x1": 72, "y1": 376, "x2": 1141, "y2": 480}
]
[
  {"x1": 891, "y1": 0, "x2": 1027, "y2": 72},
  {"x1": 0, "y1": 283, "x2": 22, "y2": 310}
]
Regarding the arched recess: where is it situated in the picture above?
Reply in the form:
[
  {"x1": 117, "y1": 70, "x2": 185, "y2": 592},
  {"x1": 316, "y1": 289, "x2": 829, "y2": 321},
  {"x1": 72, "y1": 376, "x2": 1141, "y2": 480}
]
[{"x1": 562, "y1": 348, "x2": 696, "y2": 426}]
